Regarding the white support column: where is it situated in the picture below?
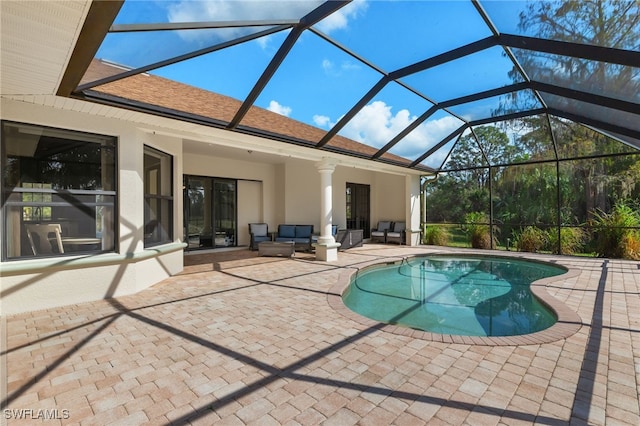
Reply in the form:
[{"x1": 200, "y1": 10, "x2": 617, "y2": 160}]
[
  {"x1": 314, "y1": 158, "x2": 340, "y2": 261},
  {"x1": 405, "y1": 174, "x2": 422, "y2": 246}
]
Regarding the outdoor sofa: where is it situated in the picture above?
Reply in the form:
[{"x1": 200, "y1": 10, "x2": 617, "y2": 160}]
[{"x1": 274, "y1": 224, "x2": 314, "y2": 252}]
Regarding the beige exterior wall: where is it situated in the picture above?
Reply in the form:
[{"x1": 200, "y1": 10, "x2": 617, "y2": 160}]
[
  {"x1": 0, "y1": 98, "x2": 185, "y2": 315},
  {"x1": 237, "y1": 180, "x2": 263, "y2": 246},
  {"x1": 0, "y1": 96, "x2": 424, "y2": 315},
  {"x1": 283, "y1": 160, "x2": 321, "y2": 226},
  {"x1": 374, "y1": 173, "x2": 406, "y2": 225}
]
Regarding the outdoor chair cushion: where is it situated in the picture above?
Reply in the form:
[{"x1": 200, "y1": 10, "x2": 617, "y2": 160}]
[
  {"x1": 371, "y1": 221, "x2": 391, "y2": 241},
  {"x1": 251, "y1": 223, "x2": 268, "y2": 236},
  {"x1": 295, "y1": 225, "x2": 313, "y2": 238},
  {"x1": 389, "y1": 221, "x2": 405, "y2": 233},
  {"x1": 249, "y1": 223, "x2": 272, "y2": 250},
  {"x1": 372, "y1": 221, "x2": 391, "y2": 233},
  {"x1": 278, "y1": 225, "x2": 296, "y2": 238},
  {"x1": 386, "y1": 222, "x2": 406, "y2": 244}
]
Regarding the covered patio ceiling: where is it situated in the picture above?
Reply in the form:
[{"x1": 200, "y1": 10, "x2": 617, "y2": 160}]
[{"x1": 63, "y1": 1, "x2": 640, "y2": 172}]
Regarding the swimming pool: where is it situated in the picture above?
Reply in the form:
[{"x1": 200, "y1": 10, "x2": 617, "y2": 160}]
[{"x1": 342, "y1": 255, "x2": 567, "y2": 337}]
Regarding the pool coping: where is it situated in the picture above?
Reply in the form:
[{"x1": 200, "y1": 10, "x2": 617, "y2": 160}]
[{"x1": 327, "y1": 253, "x2": 583, "y2": 346}]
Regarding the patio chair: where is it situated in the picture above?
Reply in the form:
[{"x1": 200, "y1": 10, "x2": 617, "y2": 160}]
[
  {"x1": 386, "y1": 221, "x2": 406, "y2": 244},
  {"x1": 249, "y1": 223, "x2": 271, "y2": 250},
  {"x1": 26, "y1": 223, "x2": 64, "y2": 255},
  {"x1": 370, "y1": 221, "x2": 391, "y2": 243}
]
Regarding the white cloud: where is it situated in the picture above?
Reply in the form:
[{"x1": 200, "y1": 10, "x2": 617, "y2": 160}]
[
  {"x1": 336, "y1": 100, "x2": 462, "y2": 160},
  {"x1": 340, "y1": 101, "x2": 416, "y2": 147},
  {"x1": 321, "y1": 58, "x2": 360, "y2": 77},
  {"x1": 340, "y1": 61, "x2": 361, "y2": 72},
  {"x1": 313, "y1": 115, "x2": 332, "y2": 128},
  {"x1": 322, "y1": 59, "x2": 334, "y2": 73},
  {"x1": 167, "y1": 0, "x2": 324, "y2": 23},
  {"x1": 408, "y1": 116, "x2": 465, "y2": 168},
  {"x1": 267, "y1": 100, "x2": 292, "y2": 117},
  {"x1": 255, "y1": 35, "x2": 271, "y2": 50},
  {"x1": 163, "y1": 0, "x2": 368, "y2": 54},
  {"x1": 166, "y1": 0, "x2": 325, "y2": 45},
  {"x1": 400, "y1": 114, "x2": 462, "y2": 160},
  {"x1": 315, "y1": 0, "x2": 369, "y2": 33}
]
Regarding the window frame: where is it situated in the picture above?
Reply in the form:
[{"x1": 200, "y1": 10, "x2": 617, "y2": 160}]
[
  {"x1": 143, "y1": 145, "x2": 174, "y2": 248},
  {"x1": 1, "y1": 120, "x2": 118, "y2": 261}
]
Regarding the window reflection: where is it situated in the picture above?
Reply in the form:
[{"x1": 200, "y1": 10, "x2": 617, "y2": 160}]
[
  {"x1": 1, "y1": 121, "x2": 117, "y2": 260},
  {"x1": 144, "y1": 146, "x2": 173, "y2": 247}
]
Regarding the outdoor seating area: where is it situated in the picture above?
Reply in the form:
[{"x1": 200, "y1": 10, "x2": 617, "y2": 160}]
[
  {"x1": 273, "y1": 224, "x2": 315, "y2": 252},
  {"x1": 249, "y1": 223, "x2": 316, "y2": 252},
  {"x1": 371, "y1": 221, "x2": 406, "y2": 244},
  {"x1": 3, "y1": 245, "x2": 639, "y2": 424},
  {"x1": 252, "y1": 224, "x2": 366, "y2": 255},
  {"x1": 273, "y1": 224, "x2": 314, "y2": 251},
  {"x1": 253, "y1": 223, "x2": 356, "y2": 255}
]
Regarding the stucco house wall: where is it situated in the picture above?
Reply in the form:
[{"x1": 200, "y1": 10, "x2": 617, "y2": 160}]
[
  {"x1": 0, "y1": 96, "x2": 422, "y2": 315},
  {"x1": 0, "y1": 98, "x2": 185, "y2": 315}
]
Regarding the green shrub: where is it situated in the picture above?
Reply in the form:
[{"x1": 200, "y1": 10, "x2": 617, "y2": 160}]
[
  {"x1": 471, "y1": 231, "x2": 493, "y2": 249},
  {"x1": 590, "y1": 202, "x2": 640, "y2": 260},
  {"x1": 423, "y1": 225, "x2": 450, "y2": 246},
  {"x1": 548, "y1": 227, "x2": 587, "y2": 255},
  {"x1": 620, "y1": 231, "x2": 640, "y2": 260},
  {"x1": 463, "y1": 212, "x2": 496, "y2": 249},
  {"x1": 514, "y1": 226, "x2": 548, "y2": 253}
]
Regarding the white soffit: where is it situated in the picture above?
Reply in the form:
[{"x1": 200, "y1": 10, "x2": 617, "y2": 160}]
[{"x1": 0, "y1": 1, "x2": 91, "y2": 95}]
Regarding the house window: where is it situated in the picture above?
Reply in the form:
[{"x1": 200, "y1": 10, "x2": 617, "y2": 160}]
[
  {"x1": 1, "y1": 121, "x2": 117, "y2": 260},
  {"x1": 144, "y1": 146, "x2": 173, "y2": 247}
]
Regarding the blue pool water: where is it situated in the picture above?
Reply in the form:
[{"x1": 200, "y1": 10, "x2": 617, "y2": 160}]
[{"x1": 342, "y1": 256, "x2": 566, "y2": 337}]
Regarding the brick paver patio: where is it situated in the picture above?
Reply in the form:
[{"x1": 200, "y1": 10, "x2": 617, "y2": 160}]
[{"x1": 2, "y1": 245, "x2": 639, "y2": 425}]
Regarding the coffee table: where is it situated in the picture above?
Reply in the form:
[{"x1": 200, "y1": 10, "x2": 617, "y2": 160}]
[{"x1": 258, "y1": 241, "x2": 295, "y2": 257}]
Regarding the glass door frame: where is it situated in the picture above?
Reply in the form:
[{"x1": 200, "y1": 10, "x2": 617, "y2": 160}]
[
  {"x1": 346, "y1": 182, "x2": 371, "y2": 238},
  {"x1": 183, "y1": 175, "x2": 237, "y2": 251}
]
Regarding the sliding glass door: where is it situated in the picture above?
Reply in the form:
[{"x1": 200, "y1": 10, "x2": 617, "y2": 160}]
[
  {"x1": 184, "y1": 175, "x2": 236, "y2": 250},
  {"x1": 346, "y1": 182, "x2": 370, "y2": 238}
]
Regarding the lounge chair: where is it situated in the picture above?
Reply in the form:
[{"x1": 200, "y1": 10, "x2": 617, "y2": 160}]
[{"x1": 371, "y1": 221, "x2": 391, "y2": 243}]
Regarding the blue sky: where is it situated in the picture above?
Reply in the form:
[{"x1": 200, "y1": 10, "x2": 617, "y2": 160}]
[{"x1": 98, "y1": 0, "x2": 533, "y2": 164}]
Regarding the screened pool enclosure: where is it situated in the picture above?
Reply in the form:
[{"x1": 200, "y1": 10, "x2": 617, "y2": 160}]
[{"x1": 67, "y1": 0, "x2": 639, "y2": 258}]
